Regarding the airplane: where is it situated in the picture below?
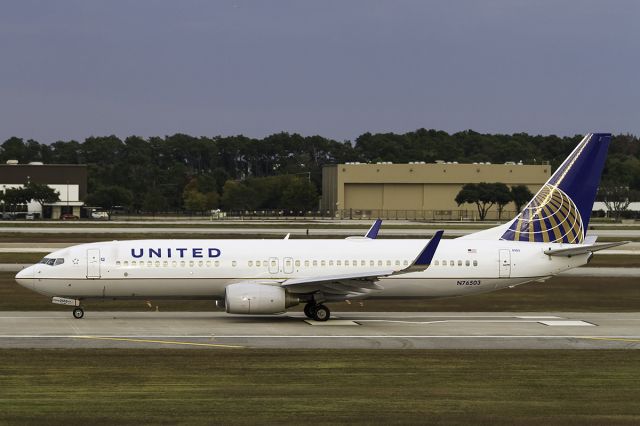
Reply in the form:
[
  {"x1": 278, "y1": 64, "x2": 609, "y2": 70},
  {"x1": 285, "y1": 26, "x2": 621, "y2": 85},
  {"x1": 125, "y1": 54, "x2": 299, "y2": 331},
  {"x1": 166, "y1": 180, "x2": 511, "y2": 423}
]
[{"x1": 15, "y1": 133, "x2": 627, "y2": 321}]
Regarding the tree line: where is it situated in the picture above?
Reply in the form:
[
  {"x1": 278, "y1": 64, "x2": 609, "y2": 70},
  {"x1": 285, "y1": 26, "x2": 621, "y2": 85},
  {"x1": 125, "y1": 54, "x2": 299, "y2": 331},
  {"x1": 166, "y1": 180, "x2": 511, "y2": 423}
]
[{"x1": 0, "y1": 130, "x2": 638, "y2": 214}]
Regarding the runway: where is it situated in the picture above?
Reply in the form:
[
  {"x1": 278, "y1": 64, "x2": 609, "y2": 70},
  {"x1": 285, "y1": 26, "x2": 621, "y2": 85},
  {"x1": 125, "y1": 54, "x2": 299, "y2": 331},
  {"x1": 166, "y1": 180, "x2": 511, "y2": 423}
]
[{"x1": 1, "y1": 311, "x2": 639, "y2": 349}]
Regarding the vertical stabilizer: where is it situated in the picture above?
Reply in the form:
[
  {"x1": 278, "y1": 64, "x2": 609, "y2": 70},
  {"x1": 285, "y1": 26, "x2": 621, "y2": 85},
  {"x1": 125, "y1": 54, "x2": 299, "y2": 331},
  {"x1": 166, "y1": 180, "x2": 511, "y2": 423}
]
[{"x1": 500, "y1": 133, "x2": 611, "y2": 244}]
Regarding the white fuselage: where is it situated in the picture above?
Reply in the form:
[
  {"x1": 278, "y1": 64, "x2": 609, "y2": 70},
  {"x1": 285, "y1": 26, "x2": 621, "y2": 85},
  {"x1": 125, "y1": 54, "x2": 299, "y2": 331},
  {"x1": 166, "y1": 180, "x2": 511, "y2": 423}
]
[{"x1": 16, "y1": 238, "x2": 589, "y2": 300}]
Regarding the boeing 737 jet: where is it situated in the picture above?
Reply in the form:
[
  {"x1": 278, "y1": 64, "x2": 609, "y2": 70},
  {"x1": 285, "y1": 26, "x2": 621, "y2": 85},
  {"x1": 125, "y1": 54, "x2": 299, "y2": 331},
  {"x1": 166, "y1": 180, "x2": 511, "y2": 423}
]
[{"x1": 15, "y1": 133, "x2": 626, "y2": 321}]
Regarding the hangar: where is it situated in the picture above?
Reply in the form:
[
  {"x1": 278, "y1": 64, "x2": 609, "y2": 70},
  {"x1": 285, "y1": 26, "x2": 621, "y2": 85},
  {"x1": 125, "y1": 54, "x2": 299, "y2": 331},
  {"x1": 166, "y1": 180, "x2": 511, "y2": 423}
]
[
  {"x1": 0, "y1": 161, "x2": 87, "y2": 219},
  {"x1": 321, "y1": 161, "x2": 550, "y2": 220}
]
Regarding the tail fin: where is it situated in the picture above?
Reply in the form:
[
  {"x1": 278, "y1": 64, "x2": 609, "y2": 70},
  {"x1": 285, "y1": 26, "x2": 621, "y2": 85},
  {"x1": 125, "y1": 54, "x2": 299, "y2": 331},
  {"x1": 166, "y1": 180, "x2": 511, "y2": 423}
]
[{"x1": 500, "y1": 133, "x2": 611, "y2": 244}]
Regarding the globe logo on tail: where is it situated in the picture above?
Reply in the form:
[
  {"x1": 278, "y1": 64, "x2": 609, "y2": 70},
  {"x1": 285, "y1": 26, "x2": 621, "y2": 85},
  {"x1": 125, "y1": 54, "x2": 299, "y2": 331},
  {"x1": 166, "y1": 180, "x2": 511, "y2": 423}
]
[{"x1": 501, "y1": 184, "x2": 584, "y2": 244}]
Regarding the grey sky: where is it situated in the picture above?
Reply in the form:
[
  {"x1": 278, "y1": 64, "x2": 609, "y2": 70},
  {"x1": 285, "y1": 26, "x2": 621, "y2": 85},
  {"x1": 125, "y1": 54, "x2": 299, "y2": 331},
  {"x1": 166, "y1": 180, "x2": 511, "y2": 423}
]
[{"x1": 1, "y1": 0, "x2": 638, "y2": 143}]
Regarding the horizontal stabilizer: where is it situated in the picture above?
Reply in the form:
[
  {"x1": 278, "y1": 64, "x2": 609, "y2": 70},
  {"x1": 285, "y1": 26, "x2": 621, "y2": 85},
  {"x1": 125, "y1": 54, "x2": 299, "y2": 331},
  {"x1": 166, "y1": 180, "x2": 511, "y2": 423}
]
[{"x1": 544, "y1": 241, "x2": 629, "y2": 257}]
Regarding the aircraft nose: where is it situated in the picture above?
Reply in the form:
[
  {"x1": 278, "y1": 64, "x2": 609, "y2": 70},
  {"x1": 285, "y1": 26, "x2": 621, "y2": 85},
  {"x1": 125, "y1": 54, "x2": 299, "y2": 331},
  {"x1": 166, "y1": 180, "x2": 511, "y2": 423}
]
[{"x1": 15, "y1": 265, "x2": 35, "y2": 288}]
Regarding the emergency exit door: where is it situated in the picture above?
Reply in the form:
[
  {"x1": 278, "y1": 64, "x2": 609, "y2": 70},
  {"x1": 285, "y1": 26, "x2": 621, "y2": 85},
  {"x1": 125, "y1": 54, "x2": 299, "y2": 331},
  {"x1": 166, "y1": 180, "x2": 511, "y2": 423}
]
[
  {"x1": 499, "y1": 249, "x2": 511, "y2": 278},
  {"x1": 87, "y1": 249, "x2": 101, "y2": 279}
]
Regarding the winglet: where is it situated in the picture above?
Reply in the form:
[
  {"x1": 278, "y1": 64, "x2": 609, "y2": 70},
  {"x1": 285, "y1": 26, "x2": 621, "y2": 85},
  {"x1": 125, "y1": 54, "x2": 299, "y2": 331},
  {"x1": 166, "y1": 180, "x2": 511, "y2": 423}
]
[
  {"x1": 403, "y1": 230, "x2": 444, "y2": 272},
  {"x1": 365, "y1": 219, "x2": 382, "y2": 239}
]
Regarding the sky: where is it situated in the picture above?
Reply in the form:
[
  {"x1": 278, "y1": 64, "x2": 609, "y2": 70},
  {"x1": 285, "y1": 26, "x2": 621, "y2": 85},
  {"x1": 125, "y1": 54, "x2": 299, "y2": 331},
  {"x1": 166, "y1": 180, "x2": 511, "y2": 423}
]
[{"x1": 0, "y1": 0, "x2": 639, "y2": 143}]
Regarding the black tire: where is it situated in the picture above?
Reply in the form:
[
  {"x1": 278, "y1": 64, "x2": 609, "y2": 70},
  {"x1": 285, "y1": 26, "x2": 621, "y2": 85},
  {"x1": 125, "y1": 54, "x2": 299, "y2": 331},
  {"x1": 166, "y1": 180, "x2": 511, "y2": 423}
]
[
  {"x1": 303, "y1": 303, "x2": 315, "y2": 319},
  {"x1": 73, "y1": 307, "x2": 84, "y2": 319},
  {"x1": 312, "y1": 305, "x2": 330, "y2": 322}
]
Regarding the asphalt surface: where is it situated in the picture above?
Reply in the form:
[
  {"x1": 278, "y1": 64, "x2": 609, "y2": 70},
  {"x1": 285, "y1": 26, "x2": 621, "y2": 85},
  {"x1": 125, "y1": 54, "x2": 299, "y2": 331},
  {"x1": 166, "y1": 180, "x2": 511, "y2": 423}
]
[{"x1": 0, "y1": 311, "x2": 638, "y2": 349}]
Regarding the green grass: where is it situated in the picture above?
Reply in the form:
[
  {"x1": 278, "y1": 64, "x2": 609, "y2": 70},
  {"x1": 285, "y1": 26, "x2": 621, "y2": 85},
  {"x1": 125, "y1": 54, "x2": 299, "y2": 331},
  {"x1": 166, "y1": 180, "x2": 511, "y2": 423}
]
[
  {"x1": 0, "y1": 349, "x2": 638, "y2": 425},
  {"x1": 2, "y1": 272, "x2": 639, "y2": 312}
]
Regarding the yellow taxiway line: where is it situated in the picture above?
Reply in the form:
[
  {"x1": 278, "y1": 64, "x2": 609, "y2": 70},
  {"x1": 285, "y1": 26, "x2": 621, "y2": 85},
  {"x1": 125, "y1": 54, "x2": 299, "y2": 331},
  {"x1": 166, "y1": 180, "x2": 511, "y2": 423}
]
[
  {"x1": 75, "y1": 335, "x2": 244, "y2": 348},
  {"x1": 581, "y1": 337, "x2": 640, "y2": 343}
]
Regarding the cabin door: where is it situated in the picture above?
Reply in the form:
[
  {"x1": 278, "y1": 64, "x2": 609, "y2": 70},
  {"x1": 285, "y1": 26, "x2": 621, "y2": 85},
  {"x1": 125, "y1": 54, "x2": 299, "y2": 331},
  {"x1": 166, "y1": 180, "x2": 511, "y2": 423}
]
[
  {"x1": 87, "y1": 249, "x2": 101, "y2": 279},
  {"x1": 499, "y1": 249, "x2": 511, "y2": 278}
]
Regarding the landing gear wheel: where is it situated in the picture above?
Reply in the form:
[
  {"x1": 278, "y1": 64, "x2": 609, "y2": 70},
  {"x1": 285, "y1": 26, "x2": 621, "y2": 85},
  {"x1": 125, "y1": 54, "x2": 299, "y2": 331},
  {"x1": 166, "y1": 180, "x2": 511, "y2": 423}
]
[
  {"x1": 312, "y1": 305, "x2": 330, "y2": 322},
  {"x1": 303, "y1": 303, "x2": 316, "y2": 319},
  {"x1": 72, "y1": 307, "x2": 84, "y2": 319}
]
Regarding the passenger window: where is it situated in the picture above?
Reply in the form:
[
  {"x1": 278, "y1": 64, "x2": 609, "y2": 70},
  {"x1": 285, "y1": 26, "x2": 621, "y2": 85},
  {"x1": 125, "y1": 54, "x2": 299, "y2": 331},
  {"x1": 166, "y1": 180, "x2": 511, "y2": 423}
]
[
  {"x1": 198, "y1": 261, "x2": 203, "y2": 267},
  {"x1": 124, "y1": 261, "x2": 129, "y2": 267},
  {"x1": 139, "y1": 262, "x2": 144, "y2": 268},
  {"x1": 172, "y1": 261, "x2": 177, "y2": 267},
  {"x1": 344, "y1": 260, "x2": 349, "y2": 266},
  {"x1": 206, "y1": 261, "x2": 211, "y2": 267},
  {"x1": 403, "y1": 260, "x2": 409, "y2": 266},
  {"x1": 395, "y1": 260, "x2": 400, "y2": 266},
  {"x1": 378, "y1": 260, "x2": 382, "y2": 266},
  {"x1": 180, "y1": 261, "x2": 185, "y2": 267},
  {"x1": 458, "y1": 260, "x2": 462, "y2": 266},
  {"x1": 256, "y1": 261, "x2": 261, "y2": 267},
  {"x1": 189, "y1": 261, "x2": 194, "y2": 267},
  {"x1": 116, "y1": 261, "x2": 121, "y2": 267},
  {"x1": 449, "y1": 260, "x2": 454, "y2": 266},
  {"x1": 473, "y1": 260, "x2": 478, "y2": 266},
  {"x1": 361, "y1": 260, "x2": 366, "y2": 266},
  {"x1": 313, "y1": 260, "x2": 318, "y2": 267},
  {"x1": 434, "y1": 260, "x2": 439, "y2": 266},
  {"x1": 147, "y1": 261, "x2": 152, "y2": 267},
  {"x1": 386, "y1": 260, "x2": 391, "y2": 266},
  {"x1": 321, "y1": 260, "x2": 326, "y2": 267},
  {"x1": 215, "y1": 261, "x2": 220, "y2": 267},
  {"x1": 337, "y1": 260, "x2": 341, "y2": 266},
  {"x1": 465, "y1": 260, "x2": 470, "y2": 266},
  {"x1": 131, "y1": 261, "x2": 137, "y2": 267},
  {"x1": 155, "y1": 261, "x2": 161, "y2": 267},
  {"x1": 295, "y1": 260, "x2": 301, "y2": 267},
  {"x1": 248, "y1": 261, "x2": 253, "y2": 267},
  {"x1": 370, "y1": 260, "x2": 374, "y2": 266},
  {"x1": 232, "y1": 261, "x2": 237, "y2": 267},
  {"x1": 353, "y1": 260, "x2": 357, "y2": 266}
]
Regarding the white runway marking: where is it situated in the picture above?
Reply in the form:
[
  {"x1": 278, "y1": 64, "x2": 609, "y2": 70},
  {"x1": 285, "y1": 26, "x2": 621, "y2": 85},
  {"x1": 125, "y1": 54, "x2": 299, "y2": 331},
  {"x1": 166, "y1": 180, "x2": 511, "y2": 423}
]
[
  {"x1": 539, "y1": 320, "x2": 595, "y2": 326},
  {"x1": 1, "y1": 335, "x2": 639, "y2": 339}
]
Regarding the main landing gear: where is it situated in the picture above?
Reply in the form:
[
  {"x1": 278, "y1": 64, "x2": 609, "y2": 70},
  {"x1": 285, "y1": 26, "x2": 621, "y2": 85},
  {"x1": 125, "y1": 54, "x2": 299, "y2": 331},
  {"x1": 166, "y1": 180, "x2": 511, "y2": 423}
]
[
  {"x1": 303, "y1": 303, "x2": 330, "y2": 322},
  {"x1": 72, "y1": 307, "x2": 84, "y2": 319}
]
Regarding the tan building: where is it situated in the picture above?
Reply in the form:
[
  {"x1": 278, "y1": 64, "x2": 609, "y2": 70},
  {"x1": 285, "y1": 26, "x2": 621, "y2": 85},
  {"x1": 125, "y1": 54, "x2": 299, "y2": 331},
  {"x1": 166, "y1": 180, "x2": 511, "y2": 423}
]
[{"x1": 321, "y1": 161, "x2": 551, "y2": 220}]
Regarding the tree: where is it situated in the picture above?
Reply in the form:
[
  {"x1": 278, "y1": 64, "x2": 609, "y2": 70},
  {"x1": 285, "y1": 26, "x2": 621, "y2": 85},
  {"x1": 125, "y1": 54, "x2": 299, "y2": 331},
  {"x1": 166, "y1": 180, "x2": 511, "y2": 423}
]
[
  {"x1": 455, "y1": 182, "x2": 498, "y2": 220},
  {"x1": 280, "y1": 177, "x2": 318, "y2": 211},
  {"x1": 220, "y1": 181, "x2": 260, "y2": 210},
  {"x1": 142, "y1": 187, "x2": 168, "y2": 214},
  {"x1": 492, "y1": 183, "x2": 513, "y2": 220},
  {"x1": 85, "y1": 186, "x2": 133, "y2": 212},
  {"x1": 510, "y1": 185, "x2": 534, "y2": 213},
  {"x1": 2, "y1": 187, "x2": 31, "y2": 212},
  {"x1": 24, "y1": 183, "x2": 60, "y2": 210},
  {"x1": 183, "y1": 190, "x2": 208, "y2": 212}
]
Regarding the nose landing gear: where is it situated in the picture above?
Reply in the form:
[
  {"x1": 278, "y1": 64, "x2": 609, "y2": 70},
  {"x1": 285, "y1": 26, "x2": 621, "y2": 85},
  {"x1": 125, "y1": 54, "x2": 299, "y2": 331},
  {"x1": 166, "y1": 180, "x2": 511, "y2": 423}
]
[
  {"x1": 72, "y1": 307, "x2": 84, "y2": 319},
  {"x1": 303, "y1": 302, "x2": 330, "y2": 322}
]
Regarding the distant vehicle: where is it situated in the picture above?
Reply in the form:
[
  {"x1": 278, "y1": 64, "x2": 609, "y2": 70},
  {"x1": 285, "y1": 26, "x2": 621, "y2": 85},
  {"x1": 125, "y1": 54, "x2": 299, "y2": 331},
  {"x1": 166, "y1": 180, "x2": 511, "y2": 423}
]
[
  {"x1": 60, "y1": 214, "x2": 79, "y2": 220},
  {"x1": 14, "y1": 134, "x2": 628, "y2": 321},
  {"x1": 25, "y1": 213, "x2": 35, "y2": 220},
  {"x1": 91, "y1": 211, "x2": 109, "y2": 220}
]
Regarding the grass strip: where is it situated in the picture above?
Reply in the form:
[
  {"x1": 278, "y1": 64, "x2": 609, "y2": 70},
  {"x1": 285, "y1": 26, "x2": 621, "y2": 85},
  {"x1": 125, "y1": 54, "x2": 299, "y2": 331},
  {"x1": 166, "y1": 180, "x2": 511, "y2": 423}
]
[{"x1": 0, "y1": 349, "x2": 638, "y2": 425}]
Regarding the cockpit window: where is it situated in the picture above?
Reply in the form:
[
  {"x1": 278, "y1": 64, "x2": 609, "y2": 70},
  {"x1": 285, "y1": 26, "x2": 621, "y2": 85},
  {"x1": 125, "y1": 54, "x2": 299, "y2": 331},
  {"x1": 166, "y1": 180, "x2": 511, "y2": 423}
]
[{"x1": 39, "y1": 257, "x2": 64, "y2": 266}]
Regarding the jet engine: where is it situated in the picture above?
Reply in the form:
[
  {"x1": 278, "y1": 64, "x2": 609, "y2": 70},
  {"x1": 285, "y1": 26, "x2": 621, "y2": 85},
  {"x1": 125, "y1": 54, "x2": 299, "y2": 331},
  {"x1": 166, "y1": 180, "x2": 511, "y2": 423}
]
[{"x1": 224, "y1": 283, "x2": 299, "y2": 314}]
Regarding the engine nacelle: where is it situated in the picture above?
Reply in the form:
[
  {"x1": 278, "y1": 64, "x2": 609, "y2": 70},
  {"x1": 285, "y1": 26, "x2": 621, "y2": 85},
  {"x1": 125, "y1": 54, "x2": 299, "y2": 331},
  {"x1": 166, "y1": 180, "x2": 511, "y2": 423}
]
[{"x1": 224, "y1": 283, "x2": 299, "y2": 314}]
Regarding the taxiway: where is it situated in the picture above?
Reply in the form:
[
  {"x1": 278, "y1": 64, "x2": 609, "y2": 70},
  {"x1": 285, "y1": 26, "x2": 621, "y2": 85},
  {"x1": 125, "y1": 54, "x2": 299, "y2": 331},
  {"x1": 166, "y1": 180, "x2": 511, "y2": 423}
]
[{"x1": 0, "y1": 311, "x2": 638, "y2": 349}]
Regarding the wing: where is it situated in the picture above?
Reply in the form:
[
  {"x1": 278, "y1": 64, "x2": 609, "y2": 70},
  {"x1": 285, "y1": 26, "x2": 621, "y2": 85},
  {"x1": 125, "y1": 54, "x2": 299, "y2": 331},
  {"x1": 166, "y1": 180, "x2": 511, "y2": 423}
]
[
  {"x1": 544, "y1": 241, "x2": 629, "y2": 257},
  {"x1": 282, "y1": 230, "x2": 444, "y2": 298}
]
